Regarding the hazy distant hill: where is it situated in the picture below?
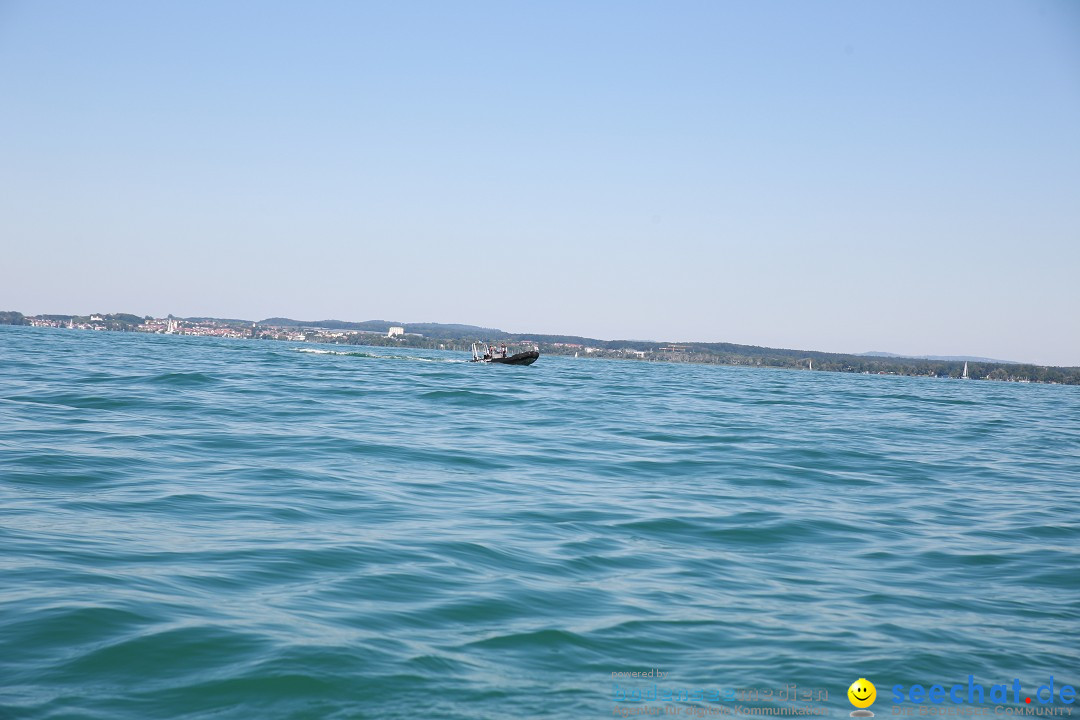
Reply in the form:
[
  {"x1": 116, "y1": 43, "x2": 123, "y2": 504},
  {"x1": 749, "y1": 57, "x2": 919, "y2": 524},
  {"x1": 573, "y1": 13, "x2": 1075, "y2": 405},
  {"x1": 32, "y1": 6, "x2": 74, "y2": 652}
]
[
  {"x1": 259, "y1": 317, "x2": 386, "y2": 331},
  {"x1": 185, "y1": 316, "x2": 255, "y2": 324},
  {"x1": 861, "y1": 351, "x2": 1021, "y2": 364},
  {"x1": 257, "y1": 318, "x2": 502, "y2": 339}
]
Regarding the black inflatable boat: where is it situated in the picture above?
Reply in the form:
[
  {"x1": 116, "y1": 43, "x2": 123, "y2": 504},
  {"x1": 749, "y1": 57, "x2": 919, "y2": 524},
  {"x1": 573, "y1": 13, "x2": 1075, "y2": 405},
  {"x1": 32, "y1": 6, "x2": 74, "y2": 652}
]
[{"x1": 470, "y1": 343, "x2": 540, "y2": 366}]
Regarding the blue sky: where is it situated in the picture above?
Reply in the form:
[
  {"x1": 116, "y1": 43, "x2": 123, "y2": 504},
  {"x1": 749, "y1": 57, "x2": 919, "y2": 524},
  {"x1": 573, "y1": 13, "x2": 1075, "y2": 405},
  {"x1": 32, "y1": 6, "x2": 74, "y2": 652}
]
[{"x1": 1, "y1": 1, "x2": 1078, "y2": 364}]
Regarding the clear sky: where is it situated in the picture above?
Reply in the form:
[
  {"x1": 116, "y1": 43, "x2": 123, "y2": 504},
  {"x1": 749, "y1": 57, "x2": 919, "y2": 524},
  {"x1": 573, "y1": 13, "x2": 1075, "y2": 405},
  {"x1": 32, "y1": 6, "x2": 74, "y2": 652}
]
[{"x1": 1, "y1": 1, "x2": 1078, "y2": 365}]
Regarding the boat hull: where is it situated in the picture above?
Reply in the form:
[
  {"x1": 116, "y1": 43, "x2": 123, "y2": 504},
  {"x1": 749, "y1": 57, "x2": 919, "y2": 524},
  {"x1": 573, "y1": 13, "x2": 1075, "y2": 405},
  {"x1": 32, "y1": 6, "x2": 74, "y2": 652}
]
[{"x1": 486, "y1": 351, "x2": 539, "y2": 366}]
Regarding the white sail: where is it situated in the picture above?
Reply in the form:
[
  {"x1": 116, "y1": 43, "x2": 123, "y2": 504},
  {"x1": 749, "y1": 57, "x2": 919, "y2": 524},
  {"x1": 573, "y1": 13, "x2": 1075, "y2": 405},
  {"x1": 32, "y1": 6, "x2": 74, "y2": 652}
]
[{"x1": 962, "y1": 362, "x2": 969, "y2": 380}]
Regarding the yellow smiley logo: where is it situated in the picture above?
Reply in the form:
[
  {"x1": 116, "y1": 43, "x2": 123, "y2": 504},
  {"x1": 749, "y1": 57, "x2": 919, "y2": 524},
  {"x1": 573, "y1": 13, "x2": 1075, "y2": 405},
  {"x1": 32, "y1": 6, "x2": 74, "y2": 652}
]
[{"x1": 848, "y1": 678, "x2": 877, "y2": 711}]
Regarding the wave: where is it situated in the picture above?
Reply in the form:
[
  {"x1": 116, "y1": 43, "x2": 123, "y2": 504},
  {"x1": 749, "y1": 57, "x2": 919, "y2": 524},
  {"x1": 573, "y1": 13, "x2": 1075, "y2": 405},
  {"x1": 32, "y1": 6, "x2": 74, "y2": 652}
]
[
  {"x1": 2, "y1": 325, "x2": 1079, "y2": 719},
  {"x1": 292, "y1": 347, "x2": 466, "y2": 363}
]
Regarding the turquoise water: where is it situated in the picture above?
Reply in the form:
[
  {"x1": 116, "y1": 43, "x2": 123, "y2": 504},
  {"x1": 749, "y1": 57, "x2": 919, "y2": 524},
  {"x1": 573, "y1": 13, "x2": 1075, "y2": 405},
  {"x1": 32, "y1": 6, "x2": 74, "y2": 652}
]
[{"x1": 2, "y1": 325, "x2": 1078, "y2": 719}]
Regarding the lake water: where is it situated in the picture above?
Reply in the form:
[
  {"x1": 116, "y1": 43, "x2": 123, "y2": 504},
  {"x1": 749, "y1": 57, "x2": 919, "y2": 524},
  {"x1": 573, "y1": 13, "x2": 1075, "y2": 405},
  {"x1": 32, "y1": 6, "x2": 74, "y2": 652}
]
[{"x1": 2, "y1": 325, "x2": 1078, "y2": 719}]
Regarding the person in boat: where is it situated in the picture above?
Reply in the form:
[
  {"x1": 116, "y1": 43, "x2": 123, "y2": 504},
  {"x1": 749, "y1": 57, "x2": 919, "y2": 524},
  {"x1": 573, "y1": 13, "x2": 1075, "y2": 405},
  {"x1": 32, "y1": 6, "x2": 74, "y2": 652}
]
[{"x1": 499, "y1": 343, "x2": 507, "y2": 359}]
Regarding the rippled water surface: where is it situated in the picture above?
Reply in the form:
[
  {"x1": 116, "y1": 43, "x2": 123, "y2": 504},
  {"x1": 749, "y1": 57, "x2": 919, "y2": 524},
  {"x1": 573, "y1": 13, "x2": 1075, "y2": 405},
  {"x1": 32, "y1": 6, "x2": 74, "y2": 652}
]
[{"x1": 2, "y1": 325, "x2": 1079, "y2": 719}]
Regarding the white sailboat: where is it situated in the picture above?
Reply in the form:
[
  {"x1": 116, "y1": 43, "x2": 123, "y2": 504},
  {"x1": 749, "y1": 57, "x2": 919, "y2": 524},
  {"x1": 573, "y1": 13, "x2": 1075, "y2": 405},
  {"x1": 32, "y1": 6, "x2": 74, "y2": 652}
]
[{"x1": 962, "y1": 362, "x2": 969, "y2": 380}]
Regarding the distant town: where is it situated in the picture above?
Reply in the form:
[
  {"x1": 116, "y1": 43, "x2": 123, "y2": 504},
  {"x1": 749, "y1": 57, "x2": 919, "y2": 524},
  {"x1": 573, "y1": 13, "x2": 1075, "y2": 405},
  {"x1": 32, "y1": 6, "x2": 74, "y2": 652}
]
[{"x1": 1, "y1": 310, "x2": 1077, "y2": 385}]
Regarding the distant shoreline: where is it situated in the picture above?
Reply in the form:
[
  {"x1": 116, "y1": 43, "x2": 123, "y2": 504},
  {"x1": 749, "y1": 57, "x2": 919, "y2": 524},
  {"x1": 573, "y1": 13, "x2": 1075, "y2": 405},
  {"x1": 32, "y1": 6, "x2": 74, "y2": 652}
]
[{"x1": 2, "y1": 311, "x2": 1077, "y2": 385}]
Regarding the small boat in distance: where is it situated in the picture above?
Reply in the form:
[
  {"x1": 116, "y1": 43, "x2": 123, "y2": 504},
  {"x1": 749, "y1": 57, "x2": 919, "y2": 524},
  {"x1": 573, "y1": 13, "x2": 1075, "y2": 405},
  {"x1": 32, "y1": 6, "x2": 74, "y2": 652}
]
[
  {"x1": 962, "y1": 361, "x2": 969, "y2": 380},
  {"x1": 471, "y1": 342, "x2": 540, "y2": 366}
]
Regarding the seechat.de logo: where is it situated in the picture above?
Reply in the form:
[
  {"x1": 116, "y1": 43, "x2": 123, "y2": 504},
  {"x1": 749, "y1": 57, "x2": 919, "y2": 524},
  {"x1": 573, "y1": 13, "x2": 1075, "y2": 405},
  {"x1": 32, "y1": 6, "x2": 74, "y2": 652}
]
[{"x1": 892, "y1": 677, "x2": 1077, "y2": 706}]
